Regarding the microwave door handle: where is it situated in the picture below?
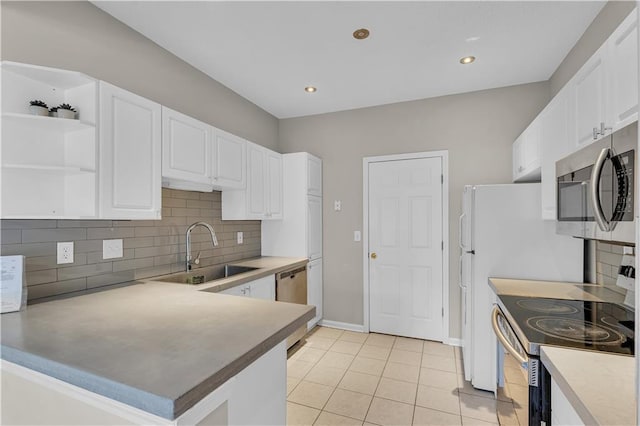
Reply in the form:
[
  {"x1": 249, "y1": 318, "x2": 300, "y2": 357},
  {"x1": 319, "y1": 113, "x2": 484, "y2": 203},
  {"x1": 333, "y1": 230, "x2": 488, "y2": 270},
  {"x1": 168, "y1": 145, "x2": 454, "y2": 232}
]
[
  {"x1": 590, "y1": 148, "x2": 612, "y2": 232},
  {"x1": 491, "y1": 307, "x2": 528, "y2": 365}
]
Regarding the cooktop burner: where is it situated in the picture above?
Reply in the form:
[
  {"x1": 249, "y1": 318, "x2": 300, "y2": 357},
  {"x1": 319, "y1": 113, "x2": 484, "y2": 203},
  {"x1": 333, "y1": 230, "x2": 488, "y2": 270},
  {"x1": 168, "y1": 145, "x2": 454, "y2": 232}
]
[
  {"x1": 516, "y1": 299, "x2": 579, "y2": 314},
  {"x1": 526, "y1": 316, "x2": 625, "y2": 345},
  {"x1": 498, "y1": 295, "x2": 634, "y2": 356}
]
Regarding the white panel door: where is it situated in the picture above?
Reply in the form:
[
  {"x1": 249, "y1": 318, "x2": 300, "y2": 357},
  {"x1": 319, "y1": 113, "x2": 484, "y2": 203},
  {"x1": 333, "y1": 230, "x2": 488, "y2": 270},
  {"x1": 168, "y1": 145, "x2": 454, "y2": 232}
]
[
  {"x1": 161, "y1": 106, "x2": 211, "y2": 184},
  {"x1": 307, "y1": 258, "x2": 323, "y2": 329},
  {"x1": 99, "y1": 82, "x2": 161, "y2": 219},
  {"x1": 608, "y1": 10, "x2": 638, "y2": 131},
  {"x1": 369, "y1": 157, "x2": 443, "y2": 340},
  {"x1": 573, "y1": 48, "x2": 607, "y2": 148},
  {"x1": 213, "y1": 129, "x2": 246, "y2": 189},
  {"x1": 247, "y1": 143, "x2": 266, "y2": 219},
  {"x1": 307, "y1": 195, "x2": 323, "y2": 260}
]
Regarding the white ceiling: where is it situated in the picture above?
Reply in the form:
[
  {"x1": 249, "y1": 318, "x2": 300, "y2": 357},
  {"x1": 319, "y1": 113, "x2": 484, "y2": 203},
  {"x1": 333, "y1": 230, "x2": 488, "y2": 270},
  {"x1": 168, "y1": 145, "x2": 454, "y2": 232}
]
[{"x1": 93, "y1": 1, "x2": 605, "y2": 119}]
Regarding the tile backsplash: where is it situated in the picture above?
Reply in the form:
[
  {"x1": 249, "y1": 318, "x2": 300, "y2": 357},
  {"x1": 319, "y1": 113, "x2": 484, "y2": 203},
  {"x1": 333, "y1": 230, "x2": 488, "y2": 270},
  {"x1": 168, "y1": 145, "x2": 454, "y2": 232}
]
[
  {"x1": 0, "y1": 189, "x2": 261, "y2": 302},
  {"x1": 595, "y1": 241, "x2": 631, "y2": 291}
]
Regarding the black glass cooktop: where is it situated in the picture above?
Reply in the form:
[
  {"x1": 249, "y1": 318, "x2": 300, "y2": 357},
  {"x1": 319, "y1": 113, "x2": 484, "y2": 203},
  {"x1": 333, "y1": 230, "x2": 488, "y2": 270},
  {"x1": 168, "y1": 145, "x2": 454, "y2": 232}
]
[{"x1": 499, "y1": 295, "x2": 634, "y2": 356}]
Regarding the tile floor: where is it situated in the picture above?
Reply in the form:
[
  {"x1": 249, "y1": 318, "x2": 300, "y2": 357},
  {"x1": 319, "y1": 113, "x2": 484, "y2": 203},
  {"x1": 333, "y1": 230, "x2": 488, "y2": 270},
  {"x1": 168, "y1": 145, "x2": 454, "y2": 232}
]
[{"x1": 286, "y1": 327, "x2": 528, "y2": 426}]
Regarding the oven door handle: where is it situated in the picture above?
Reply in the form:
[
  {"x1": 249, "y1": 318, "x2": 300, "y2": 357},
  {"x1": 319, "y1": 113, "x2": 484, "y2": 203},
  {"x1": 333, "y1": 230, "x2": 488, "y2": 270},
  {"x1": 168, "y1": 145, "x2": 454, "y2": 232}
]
[
  {"x1": 491, "y1": 306, "x2": 528, "y2": 365},
  {"x1": 591, "y1": 147, "x2": 612, "y2": 232}
]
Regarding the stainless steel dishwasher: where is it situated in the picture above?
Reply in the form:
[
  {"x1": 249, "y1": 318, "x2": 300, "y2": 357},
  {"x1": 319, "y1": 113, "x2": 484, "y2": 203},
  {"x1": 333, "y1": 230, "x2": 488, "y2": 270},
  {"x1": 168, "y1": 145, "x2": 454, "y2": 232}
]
[{"x1": 276, "y1": 266, "x2": 308, "y2": 348}]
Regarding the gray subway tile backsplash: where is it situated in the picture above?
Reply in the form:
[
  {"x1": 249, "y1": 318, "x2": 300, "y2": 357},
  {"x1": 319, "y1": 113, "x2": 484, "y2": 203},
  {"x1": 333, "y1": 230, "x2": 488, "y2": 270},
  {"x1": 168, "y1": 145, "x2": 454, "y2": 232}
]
[{"x1": 1, "y1": 189, "x2": 261, "y2": 301}]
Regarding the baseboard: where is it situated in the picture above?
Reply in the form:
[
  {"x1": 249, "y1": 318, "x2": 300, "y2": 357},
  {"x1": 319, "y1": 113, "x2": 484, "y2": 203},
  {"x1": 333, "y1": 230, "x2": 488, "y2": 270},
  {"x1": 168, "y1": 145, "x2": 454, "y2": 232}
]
[
  {"x1": 445, "y1": 337, "x2": 462, "y2": 347},
  {"x1": 318, "y1": 320, "x2": 366, "y2": 333}
]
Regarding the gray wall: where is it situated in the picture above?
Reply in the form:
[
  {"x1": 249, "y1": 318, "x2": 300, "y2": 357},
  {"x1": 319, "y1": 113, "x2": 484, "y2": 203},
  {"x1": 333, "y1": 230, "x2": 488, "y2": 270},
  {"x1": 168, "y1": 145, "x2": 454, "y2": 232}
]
[
  {"x1": 279, "y1": 82, "x2": 551, "y2": 337},
  {"x1": 1, "y1": 189, "x2": 261, "y2": 302},
  {"x1": 0, "y1": 1, "x2": 279, "y2": 150},
  {"x1": 549, "y1": 1, "x2": 636, "y2": 97}
]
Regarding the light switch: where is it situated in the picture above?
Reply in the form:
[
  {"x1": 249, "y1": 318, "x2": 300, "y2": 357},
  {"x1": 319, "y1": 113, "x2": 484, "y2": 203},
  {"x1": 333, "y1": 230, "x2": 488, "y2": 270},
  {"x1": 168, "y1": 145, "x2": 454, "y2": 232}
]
[
  {"x1": 354, "y1": 231, "x2": 361, "y2": 242},
  {"x1": 237, "y1": 232, "x2": 244, "y2": 244},
  {"x1": 334, "y1": 200, "x2": 342, "y2": 211},
  {"x1": 103, "y1": 239, "x2": 123, "y2": 260}
]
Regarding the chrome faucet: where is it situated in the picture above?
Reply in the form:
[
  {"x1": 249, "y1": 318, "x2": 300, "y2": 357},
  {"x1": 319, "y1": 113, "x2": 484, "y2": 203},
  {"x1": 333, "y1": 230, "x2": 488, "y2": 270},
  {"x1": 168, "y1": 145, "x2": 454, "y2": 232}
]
[{"x1": 185, "y1": 222, "x2": 219, "y2": 271}]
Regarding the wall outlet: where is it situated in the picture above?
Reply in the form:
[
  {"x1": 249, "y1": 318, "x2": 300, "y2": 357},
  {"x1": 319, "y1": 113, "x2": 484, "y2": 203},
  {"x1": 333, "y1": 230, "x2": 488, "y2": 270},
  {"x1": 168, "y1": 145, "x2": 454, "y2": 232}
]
[
  {"x1": 237, "y1": 232, "x2": 244, "y2": 244},
  {"x1": 354, "y1": 231, "x2": 361, "y2": 242},
  {"x1": 57, "y1": 242, "x2": 74, "y2": 264},
  {"x1": 103, "y1": 239, "x2": 123, "y2": 260},
  {"x1": 334, "y1": 200, "x2": 342, "y2": 211}
]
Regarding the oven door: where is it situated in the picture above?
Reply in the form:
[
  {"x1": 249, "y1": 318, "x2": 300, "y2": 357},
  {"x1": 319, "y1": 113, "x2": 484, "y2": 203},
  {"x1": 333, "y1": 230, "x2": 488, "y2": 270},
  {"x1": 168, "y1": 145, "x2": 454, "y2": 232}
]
[{"x1": 491, "y1": 306, "x2": 551, "y2": 426}]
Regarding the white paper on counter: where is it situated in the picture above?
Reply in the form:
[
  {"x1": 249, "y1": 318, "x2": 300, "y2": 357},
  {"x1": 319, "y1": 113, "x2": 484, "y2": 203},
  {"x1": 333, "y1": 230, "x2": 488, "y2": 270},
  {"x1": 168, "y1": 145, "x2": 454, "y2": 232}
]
[{"x1": 1, "y1": 255, "x2": 26, "y2": 313}]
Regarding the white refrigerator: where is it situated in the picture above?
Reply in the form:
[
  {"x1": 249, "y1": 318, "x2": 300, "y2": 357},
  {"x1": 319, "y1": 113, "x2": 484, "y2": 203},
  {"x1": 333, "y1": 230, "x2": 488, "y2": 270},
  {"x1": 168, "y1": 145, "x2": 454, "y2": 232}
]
[
  {"x1": 262, "y1": 152, "x2": 323, "y2": 330},
  {"x1": 459, "y1": 183, "x2": 583, "y2": 393}
]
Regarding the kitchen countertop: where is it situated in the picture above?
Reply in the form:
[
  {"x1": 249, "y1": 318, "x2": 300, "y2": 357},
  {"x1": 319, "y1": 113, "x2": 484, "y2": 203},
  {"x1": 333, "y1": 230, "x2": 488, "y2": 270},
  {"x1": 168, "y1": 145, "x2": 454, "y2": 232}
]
[
  {"x1": 146, "y1": 256, "x2": 309, "y2": 293},
  {"x1": 0, "y1": 256, "x2": 314, "y2": 419},
  {"x1": 541, "y1": 346, "x2": 636, "y2": 425},
  {"x1": 489, "y1": 278, "x2": 626, "y2": 303}
]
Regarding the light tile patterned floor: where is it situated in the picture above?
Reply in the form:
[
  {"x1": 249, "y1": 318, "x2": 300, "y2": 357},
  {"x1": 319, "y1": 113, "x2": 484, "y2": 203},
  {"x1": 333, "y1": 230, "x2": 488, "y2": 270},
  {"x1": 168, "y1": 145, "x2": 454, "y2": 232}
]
[{"x1": 287, "y1": 327, "x2": 527, "y2": 426}]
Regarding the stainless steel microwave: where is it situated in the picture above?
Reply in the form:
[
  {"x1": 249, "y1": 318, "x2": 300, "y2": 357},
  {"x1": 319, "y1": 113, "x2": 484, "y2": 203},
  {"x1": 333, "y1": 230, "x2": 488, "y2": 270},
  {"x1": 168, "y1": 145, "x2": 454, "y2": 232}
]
[{"x1": 556, "y1": 122, "x2": 637, "y2": 244}]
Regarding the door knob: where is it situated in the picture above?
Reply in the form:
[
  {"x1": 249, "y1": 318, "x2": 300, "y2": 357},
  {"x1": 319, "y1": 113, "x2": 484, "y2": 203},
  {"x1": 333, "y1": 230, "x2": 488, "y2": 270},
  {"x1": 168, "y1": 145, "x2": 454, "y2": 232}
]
[{"x1": 370, "y1": 253, "x2": 377, "y2": 259}]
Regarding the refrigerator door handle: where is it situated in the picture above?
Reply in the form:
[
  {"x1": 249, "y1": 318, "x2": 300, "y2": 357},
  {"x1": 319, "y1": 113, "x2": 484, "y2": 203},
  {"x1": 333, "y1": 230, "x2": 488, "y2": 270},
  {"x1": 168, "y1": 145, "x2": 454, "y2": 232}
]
[
  {"x1": 458, "y1": 255, "x2": 466, "y2": 289},
  {"x1": 458, "y1": 213, "x2": 466, "y2": 250}
]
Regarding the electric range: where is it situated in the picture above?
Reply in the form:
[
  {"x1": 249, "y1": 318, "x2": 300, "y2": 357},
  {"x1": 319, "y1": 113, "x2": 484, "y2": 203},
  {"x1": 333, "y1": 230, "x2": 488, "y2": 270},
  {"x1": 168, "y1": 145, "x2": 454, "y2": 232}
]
[
  {"x1": 497, "y1": 295, "x2": 635, "y2": 357},
  {"x1": 492, "y1": 295, "x2": 634, "y2": 426}
]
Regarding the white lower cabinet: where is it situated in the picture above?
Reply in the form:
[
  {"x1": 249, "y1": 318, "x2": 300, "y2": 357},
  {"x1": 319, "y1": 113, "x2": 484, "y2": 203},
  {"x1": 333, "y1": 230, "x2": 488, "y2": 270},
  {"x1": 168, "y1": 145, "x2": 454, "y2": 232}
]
[
  {"x1": 99, "y1": 81, "x2": 162, "y2": 219},
  {"x1": 219, "y1": 275, "x2": 275, "y2": 301},
  {"x1": 307, "y1": 258, "x2": 323, "y2": 329},
  {"x1": 0, "y1": 342, "x2": 286, "y2": 426},
  {"x1": 551, "y1": 378, "x2": 584, "y2": 426}
]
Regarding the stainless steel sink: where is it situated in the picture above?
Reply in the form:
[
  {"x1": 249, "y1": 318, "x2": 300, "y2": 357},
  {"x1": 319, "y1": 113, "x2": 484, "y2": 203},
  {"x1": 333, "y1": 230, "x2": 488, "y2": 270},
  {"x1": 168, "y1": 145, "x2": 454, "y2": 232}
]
[{"x1": 156, "y1": 264, "x2": 259, "y2": 285}]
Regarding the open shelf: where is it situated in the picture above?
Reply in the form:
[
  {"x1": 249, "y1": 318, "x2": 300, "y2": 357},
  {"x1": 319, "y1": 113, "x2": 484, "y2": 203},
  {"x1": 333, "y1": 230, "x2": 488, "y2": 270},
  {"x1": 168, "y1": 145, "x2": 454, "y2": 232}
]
[{"x1": 2, "y1": 113, "x2": 95, "y2": 132}]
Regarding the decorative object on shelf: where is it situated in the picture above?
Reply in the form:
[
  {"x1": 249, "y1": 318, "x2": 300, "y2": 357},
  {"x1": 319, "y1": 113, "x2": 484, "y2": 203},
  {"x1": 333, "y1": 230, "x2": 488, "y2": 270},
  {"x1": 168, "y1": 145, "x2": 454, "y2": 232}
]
[
  {"x1": 49, "y1": 107, "x2": 58, "y2": 117},
  {"x1": 56, "y1": 103, "x2": 77, "y2": 119},
  {"x1": 28, "y1": 100, "x2": 49, "y2": 116}
]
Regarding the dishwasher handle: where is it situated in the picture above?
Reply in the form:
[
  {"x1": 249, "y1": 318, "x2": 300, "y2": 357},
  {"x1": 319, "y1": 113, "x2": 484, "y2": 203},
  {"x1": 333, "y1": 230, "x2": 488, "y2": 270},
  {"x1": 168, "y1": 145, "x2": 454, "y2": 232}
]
[{"x1": 278, "y1": 266, "x2": 307, "y2": 281}]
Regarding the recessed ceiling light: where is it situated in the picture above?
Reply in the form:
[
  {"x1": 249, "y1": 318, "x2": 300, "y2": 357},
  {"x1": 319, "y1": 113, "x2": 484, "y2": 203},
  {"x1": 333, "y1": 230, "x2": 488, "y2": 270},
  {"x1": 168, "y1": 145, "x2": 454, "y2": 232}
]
[
  {"x1": 353, "y1": 28, "x2": 370, "y2": 40},
  {"x1": 465, "y1": 36, "x2": 480, "y2": 42},
  {"x1": 460, "y1": 56, "x2": 476, "y2": 65},
  {"x1": 305, "y1": 86, "x2": 317, "y2": 93}
]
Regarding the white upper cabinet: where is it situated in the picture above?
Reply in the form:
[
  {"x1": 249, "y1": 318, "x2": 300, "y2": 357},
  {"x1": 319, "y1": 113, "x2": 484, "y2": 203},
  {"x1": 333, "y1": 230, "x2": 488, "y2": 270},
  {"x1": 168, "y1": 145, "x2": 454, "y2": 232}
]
[
  {"x1": 99, "y1": 81, "x2": 162, "y2": 219},
  {"x1": 512, "y1": 120, "x2": 541, "y2": 182},
  {"x1": 162, "y1": 106, "x2": 212, "y2": 190},
  {"x1": 222, "y1": 142, "x2": 283, "y2": 220},
  {"x1": 572, "y1": 46, "x2": 608, "y2": 148},
  {"x1": 162, "y1": 108, "x2": 247, "y2": 192},
  {"x1": 607, "y1": 10, "x2": 638, "y2": 131},
  {"x1": 1, "y1": 62, "x2": 98, "y2": 219},
  {"x1": 212, "y1": 129, "x2": 246, "y2": 190},
  {"x1": 307, "y1": 156, "x2": 322, "y2": 197},
  {"x1": 539, "y1": 88, "x2": 574, "y2": 220}
]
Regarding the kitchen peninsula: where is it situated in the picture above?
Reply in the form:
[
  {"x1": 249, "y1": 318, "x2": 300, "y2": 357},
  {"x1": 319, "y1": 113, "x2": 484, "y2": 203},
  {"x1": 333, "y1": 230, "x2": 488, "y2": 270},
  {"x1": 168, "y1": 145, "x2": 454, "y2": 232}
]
[{"x1": 1, "y1": 258, "x2": 314, "y2": 425}]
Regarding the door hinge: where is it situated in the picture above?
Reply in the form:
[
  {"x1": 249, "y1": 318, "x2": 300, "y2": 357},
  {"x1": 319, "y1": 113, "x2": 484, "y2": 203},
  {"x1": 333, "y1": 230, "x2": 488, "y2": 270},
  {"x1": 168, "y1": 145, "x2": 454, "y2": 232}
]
[
  {"x1": 441, "y1": 174, "x2": 444, "y2": 184},
  {"x1": 441, "y1": 241, "x2": 444, "y2": 250},
  {"x1": 442, "y1": 308, "x2": 444, "y2": 317}
]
